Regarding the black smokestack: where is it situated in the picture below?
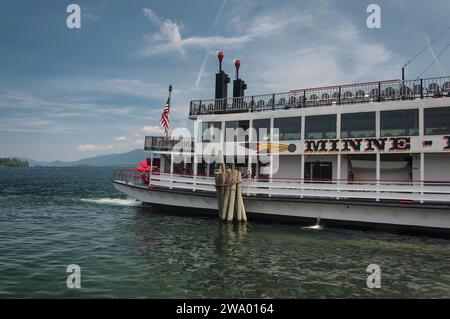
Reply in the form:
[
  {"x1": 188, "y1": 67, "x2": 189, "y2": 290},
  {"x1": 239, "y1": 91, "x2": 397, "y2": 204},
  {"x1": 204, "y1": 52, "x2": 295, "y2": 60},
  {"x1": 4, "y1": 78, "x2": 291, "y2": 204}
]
[
  {"x1": 233, "y1": 58, "x2": 247, "y2": 98},
  {"x1": 215, "y1": 51, "x2": 230, "y2": 99}
]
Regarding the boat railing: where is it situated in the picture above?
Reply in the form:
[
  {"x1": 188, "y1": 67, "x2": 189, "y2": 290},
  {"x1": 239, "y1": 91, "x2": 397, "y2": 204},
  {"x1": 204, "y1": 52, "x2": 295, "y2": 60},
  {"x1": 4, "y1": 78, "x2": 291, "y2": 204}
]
[
  {"x1": 189, "y1": 75, "x2": 450, "y2": 117},
  {"x1": 144, "y1": 136, "x2": 194, "y2": 152},
  {"x1": 112, "y1": 167, "x2": 150, "y2": 186},
  {"x1": 113, "y1": 169, "x2": 450, "y2": 204}
]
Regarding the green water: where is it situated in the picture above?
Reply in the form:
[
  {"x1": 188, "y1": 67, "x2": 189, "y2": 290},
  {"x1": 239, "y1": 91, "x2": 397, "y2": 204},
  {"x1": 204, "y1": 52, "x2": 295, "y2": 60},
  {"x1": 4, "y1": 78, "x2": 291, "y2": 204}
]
[{"x1": 1, "y1": 167, "x2": 450, "y2": 298}]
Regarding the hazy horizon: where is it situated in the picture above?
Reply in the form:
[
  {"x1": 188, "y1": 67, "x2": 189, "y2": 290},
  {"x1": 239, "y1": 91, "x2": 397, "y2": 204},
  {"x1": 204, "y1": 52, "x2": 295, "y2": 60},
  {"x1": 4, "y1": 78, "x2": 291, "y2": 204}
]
[{"x1": 1, "y1": 148, "x2": 144, "y2": 163}]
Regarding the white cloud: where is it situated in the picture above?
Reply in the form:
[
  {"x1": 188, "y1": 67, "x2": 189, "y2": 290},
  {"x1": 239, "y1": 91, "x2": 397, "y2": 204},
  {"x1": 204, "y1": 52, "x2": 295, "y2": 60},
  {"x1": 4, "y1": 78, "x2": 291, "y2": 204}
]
[
  {"x1": 143, "y1": 8, "x2": 186, "y2": 55},
  {"x1": 227, "y1": 2, "x2": 398, "y2": 91},
  {"x1": 78, "y1": 144, "x2": 115, "y2": 152},
  {"x1": 140, "y1": 125, "x2": 163, "y2": 135},
  {"x1": 139, "y1": 2, "x2": 397, "y2": 93},
  {"x1": 195, "y1": 52, "x2": 211, "y2": 87},
  {"x1": 133, "y1": 138, "x2": 145, "y2": 146},
  {"x1": 114, "y1": 136, "x2": 127, "y2": 142},
  {"x1": 70, "y1": 78, "x2": 169, "y2": 101},
  {"x1": 0, "y1": 91, "x2": 145, "y2": 119},
  {"x1": 0, "y1": 109, "x2": 91, "y2": 134},
  {"x1": 213, "y1": 0, "x2": 228, "y2": 28},
  {"x1": 139, "y1": 33, "x2": 250, "y2": 57},
  {"x1": 140, "y1": 7, "x2": 265, "y2": 57}
]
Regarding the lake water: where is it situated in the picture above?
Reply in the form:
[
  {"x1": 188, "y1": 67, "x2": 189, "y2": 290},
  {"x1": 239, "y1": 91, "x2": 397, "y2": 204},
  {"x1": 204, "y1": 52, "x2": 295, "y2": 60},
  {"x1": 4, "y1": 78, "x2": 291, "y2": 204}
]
[{"x1": 1, "y1": 167, "x2": 450, "y2": 298}]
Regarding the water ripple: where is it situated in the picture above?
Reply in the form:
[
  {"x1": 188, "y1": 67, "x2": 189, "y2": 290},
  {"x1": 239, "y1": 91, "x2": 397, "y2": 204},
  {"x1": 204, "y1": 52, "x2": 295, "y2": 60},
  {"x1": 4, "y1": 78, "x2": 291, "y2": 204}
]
[{"x1": 1, "y1": 167, "x2": 450, "y2": 298}]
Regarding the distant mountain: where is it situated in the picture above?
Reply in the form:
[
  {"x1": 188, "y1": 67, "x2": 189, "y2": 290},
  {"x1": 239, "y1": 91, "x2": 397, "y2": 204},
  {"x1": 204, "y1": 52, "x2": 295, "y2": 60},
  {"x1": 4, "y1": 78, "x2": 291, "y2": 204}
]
[
  {"x1": 13, "y1": 149, "x2": 149, "y2": 167},
  {"x1": 17, "y1": 157, "x2": 49, "y2": 167},
  {"x1": 46, "y1": 149, "x2": 149, "y2": 167},
  {"x1": 11, "y1": 149, "x2": 151, "y2": 167}
]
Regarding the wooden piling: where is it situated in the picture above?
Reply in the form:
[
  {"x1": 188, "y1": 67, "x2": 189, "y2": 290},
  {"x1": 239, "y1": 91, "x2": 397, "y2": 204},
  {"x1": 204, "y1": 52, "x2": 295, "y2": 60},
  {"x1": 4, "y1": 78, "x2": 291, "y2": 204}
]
[
  {"x1": 221, "y1": 169, "x2": 232, "y2": 220},
  {"x1": 213, "y1": 156, "x2": 247, "y2": 223},
  {"x1": 241, "y1": 198, "x2": 247, "y2": 222},
  {"x1": 214, "y1": 170, "x2": 222, "y2": 217},
  {"x1": 238, "y1": 171, "x2": 247, "y2": 222},
  {"x1": 235, "y1": 171, "x2": 243, "y2": 221},
  {"x1": 218, "y1": 171, "x2": 225, "y2": 216},
  {"x1": 227, "y1": 170, "x2": 238, "y2": 222}
]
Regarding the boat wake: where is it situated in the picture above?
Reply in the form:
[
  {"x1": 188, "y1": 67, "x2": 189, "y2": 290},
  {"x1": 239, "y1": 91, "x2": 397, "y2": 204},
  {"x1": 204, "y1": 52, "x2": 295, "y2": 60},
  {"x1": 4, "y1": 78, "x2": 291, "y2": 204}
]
[
  {"x1": 302, "y1": 217, "x2": 323, "y2": 230},
  {"x1": 80, "y1": 198, "x2": 141, "y2": 206},
  {"x1": 302, "y1": 224, "x2": 323, "y2": 230}
]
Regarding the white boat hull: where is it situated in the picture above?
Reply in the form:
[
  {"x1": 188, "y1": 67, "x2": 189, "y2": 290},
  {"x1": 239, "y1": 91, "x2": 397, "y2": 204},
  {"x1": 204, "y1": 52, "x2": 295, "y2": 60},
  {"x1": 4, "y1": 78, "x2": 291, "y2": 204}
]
[{"x1": 113, "y1": 181, "x2": 450, "y2": 234}]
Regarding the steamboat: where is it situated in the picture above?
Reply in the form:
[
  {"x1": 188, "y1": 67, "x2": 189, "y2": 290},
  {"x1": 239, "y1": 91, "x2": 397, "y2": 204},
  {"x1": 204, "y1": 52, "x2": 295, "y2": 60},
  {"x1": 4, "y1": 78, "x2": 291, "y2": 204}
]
[{"x1": 113, "y1": 51, "x2": 450, "y2": 235}]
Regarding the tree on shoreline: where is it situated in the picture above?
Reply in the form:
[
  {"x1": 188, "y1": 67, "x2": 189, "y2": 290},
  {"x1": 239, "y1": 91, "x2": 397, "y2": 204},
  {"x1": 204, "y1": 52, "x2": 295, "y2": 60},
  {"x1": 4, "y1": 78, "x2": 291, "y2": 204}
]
[{"x1": 0, "y1": 157, "x2": 29, "y2": 168}]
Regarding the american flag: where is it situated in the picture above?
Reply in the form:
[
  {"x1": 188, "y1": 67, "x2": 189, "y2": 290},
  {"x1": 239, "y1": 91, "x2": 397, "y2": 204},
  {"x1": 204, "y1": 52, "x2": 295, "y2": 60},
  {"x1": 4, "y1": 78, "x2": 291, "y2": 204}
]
[{"x1": 160, "y1": 96, "x2": 170, "y2": 135}]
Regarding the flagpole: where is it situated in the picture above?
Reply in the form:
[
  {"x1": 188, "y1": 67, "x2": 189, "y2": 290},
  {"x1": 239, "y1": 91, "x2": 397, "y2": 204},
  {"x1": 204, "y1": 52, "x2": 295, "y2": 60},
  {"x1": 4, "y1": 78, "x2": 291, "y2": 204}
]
[{"x1": 165, "y1": 85, "x2": 172, "y2": 140}]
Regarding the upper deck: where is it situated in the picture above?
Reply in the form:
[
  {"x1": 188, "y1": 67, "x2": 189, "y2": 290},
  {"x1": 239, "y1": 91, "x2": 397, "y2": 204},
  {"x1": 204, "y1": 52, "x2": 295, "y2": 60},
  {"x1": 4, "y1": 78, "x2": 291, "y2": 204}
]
[{"x1": 189, "y1": 76, "x2": 450, "y2": 119}]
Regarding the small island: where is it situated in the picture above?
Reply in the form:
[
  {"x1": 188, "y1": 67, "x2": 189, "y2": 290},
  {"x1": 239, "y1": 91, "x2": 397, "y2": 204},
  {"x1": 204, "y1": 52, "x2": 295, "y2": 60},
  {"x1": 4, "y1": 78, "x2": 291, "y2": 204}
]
[{"x1": 0, "y1": 157, "x2": 29, "y2": 168}]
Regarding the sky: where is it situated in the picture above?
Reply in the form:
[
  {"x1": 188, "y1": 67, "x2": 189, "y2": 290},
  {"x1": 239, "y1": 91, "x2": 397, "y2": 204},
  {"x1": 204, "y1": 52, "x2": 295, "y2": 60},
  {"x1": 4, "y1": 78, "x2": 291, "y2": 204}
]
[{"x1": 1, "y1": 0, "x2": 450, "y2": 161}]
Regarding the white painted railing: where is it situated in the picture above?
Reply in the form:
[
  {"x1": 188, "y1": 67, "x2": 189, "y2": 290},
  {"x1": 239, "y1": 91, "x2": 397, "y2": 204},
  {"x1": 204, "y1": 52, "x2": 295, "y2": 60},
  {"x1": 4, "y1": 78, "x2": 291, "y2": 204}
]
[{"x1": 146, "y1": 173, "x2": 450, "y2": 204}]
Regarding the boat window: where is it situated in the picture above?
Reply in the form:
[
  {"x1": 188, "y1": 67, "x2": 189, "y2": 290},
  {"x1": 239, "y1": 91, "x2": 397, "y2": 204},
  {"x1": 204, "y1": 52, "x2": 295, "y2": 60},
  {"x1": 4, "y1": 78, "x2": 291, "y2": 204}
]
[
  {"x1": 273, "y1": 117, "x2": 301, "y2": 140},
  {"x1": 304, "y1": 162, "x2": 332, "y2": 181},
  {"x1": 253, "y1": 119, "x2": 271, "y2": 141},
  {"x1": 173, "y1": 161, "x2": 193, "y2": 176},
  {"x1": 225, "y1": 120, "x2": 249, "y2": 142},
  {"x1": 424, "y1": 107, "x2": 450, "y2": 135},
  {"x1": 380, "y1": 109, "x2": 419, "y2": 137},
  {"x1": 201, "y1": 122, "x2": 222, "y2": 142},
  {"x1": 197, "y1": 160, "x2": 207, "y2": 175},
  {"x1": 305, "y1": 114, "x2": 336, "y2": 139},
  {"x1": 341, "y1": 112, "x2": 375, "y2": 138}
]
